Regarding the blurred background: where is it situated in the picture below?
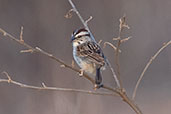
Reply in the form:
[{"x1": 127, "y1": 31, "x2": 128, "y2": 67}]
[{"x1": 0, "y1": 0, "x2": 170, "y2": 114}]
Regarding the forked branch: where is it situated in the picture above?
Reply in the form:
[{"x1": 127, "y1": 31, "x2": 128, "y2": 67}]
[
  {"x1": 0, "y1": 71, "x2": 116, "y2": 96},
  {"x1": 132, "y1": 40, "x2": 171, "y2": 100}
]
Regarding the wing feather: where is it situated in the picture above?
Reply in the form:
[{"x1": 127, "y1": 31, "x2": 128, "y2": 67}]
[{"x1": 77, "y1": 41, "x2": 105, "y2": 66}]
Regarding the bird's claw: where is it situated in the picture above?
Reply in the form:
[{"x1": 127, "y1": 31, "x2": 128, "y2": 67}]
[
  {"x1": 94, "y1": 84, "x2": 103, "y2": 90},
  {"x1": 78, "y1": 69, "x2": 84, "y2": 77}
]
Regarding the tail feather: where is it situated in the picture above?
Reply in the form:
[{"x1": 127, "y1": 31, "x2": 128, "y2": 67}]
[{"x1": 95, "y1": 68, "x2": 102, "y2": 85}]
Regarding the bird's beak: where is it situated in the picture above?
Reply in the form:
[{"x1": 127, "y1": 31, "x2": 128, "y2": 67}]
[{"x1": 71, "y1": 35, "x2": 75, "y2": 42}]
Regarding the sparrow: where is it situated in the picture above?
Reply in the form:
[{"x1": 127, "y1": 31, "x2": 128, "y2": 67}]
[{"x1": 71, "y1": 28, "x2": 107, "y2": 88}]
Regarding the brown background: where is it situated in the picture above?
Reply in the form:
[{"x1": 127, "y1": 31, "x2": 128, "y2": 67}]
[{"x1": 0, "y1": 0, "x2": 170, "y2": 114}]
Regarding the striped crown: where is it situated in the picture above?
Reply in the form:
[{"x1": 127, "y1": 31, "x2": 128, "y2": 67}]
[{"x1": 71, "y1": 28, "x2": 90, "y2": 41}]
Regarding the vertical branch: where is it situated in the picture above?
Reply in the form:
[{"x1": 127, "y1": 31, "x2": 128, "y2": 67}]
[
  {"x1": 132, "y1": 40, "x2": 171, "y2": 100},
  {"x1": 108, "y1": 61, "x2": 121, "y2": 88},
  {"x1": 114, "y1": 15, "x2": 130, "y2": 89},
  {"x1": 115, "y1": 39, "x2": 122, "y2": 88}
]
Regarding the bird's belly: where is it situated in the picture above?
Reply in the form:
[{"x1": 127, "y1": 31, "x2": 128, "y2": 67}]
[{"x1": 73, "y1": 55, "x2": 96, "y2": 75}]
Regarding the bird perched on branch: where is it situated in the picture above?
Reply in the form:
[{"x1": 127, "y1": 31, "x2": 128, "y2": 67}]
[{"x1": 71, "y1": 28, "x2": 107, "y2": 89}]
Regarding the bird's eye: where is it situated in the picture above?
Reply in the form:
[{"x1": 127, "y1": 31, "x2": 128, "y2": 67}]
[{"x1": 77, "y1": 35, "x2": 82, "y2": 38}]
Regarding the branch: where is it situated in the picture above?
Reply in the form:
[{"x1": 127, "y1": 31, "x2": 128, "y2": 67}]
[
  {"x1": 65, "y1": 2, "x2": 142, "y2": 113},
  {"x1": 104, "y1": 42, "x2": 121, "y2": 53},
  {"x1": 100, "y1": 16, "x2": 143, "y2": 114},
  {"x1": 132, "y1": 40, "x2": 171, "y2": 100},
  {"x1": 67, "y1": 0, "x2": 96, "y2": 42},
  {"x1": 113, "y1": 15, "x2": 130, "y2": 89},
  {"x1": 0, "y1": 26, "x2": 142, "y2": 114},
  {"x1": 0, "y1": 27, "x2": 117, "y2": 95},
  {"x1": 67, "y1": 0, "x2": 122, "y2": 90},
  {"x1": 0, "y1": 28, "x2": 95, "y2": 84},
  {"x1": 0, "y1": 71, "x2": 117, "y2": 96},
  {"x1": 102, "y1": 86, "x2": 142, "y2": 114},
  {"x1": 0, "y1": 27, "x2": 119, "y2": 94},
  {"x1": 0, "y1": 1, "x2": 143, "y2": 113}
]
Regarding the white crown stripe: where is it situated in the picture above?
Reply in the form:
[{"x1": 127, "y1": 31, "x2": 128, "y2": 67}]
[{"x1": 75, "y1": 31, "x2": 89, "y2": 37}]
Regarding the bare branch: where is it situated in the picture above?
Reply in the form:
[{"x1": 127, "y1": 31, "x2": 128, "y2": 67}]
[
  {"x1": 71, "y1": 60, "x2": 75, "y2": 68},
  {"x1": 102, "y1": 86, "x2": 142, "y2": 114},
  {"x1": 0, "y1": 26, "x2": 142, "y2": 114},
  {"x1": 132, "y1": 40, "x2": 171, "y2": 100},
  {"x1": 20, "y1": 49, "x2": 34, "y2": 53},
  {"x1": 121, "y1": 36, "x2": 132, "y2": 43},
  {"x1": 68, "y1": 0, "x2": 96, "y2": 42},
  {"x1": 113, "y1": 15, "x2": 130, "y2": 89},
  {"x1": 0, "y1": 71, "x2": 117, "y2": 96},
  {"x1": 107, "y1": 61, "x2": 121, "y2": 89},
  {"x1": 104, "y1": 42, "x2": 121, "y2": 53},
  {"x1": 113, "y1": 37, "x2": 120, "y2": 41},
  {"x1": 0, "y1": 28, "x2": 94, "y2": 84},
  {"x1": 2, "y1": 71, "x2": 12, "y2": 83},
  {"x1": 20, "y1": 26, "x2": 24, "y2": 42},
  {"x1": 41, "y1": 82, "x2": 47, "y2": 88},
  {"x1": 119, "y1": 14, "x2": 130, "y2": 37},
  {"x1": 98, "y1": 40, "x2": 102, "y2": 45},
  {"x1": 103, "y1": 42, "x2": 122, "y2": 88},
  {"x1": 85, "y1": 16, "x2": 93, "y2": 25},
  {"x1": 115, "y1": 39, "x2": 122, "y2": 88},
  {"x1": 64, "y1": 9, "x2": 74, "y2": 18}
]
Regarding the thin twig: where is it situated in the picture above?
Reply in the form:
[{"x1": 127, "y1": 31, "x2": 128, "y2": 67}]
[
  {"x1": 114, "y1": 15, "x2": 129, "y2": 89},
  {"x1": 103, "y1": 42, "x2": 122, "y2": 88},
  {"x1": 132, "y1": 40, "x2": 171, "y2": 100},
  {"x1": 114, "y1": 15, "x2": 130, "y2": 89},
  {"x1": 104, "y1": 41, "x2": 121, "y2": 53},
  {"x1": 20, "y1": 26, "x2": 24, "y2": 42},
  {"x1": 115, "y1": 39, "x2": 122, "y2": 88},
  {"x1": 64, "y1": 9, "x2": 74, "y2": 18},
  {"x1": 85, "y1": 16, "x2": 93, "y2": 25},
  {"x1": 98, "y1": 40, "x2": 102, "y2": 45},
  {"x1": 0, "y1": 72, "x2": 117, "y2": 96},
  {"x1": 121, "y1": 36, "x2": 132, "y2": 43}
]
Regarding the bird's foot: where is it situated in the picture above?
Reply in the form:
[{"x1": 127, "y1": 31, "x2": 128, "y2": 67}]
[
  {"x1": 78, "y1": 69, "x2": 84, "y2": 77},
  {"x1": 94, "y1": 83, "x2": 103, "y2": 90}
]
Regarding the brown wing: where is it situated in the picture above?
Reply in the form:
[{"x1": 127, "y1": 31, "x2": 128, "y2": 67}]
[{"x1": 77, "y1": 41, "x2": 105, "y2": 66}]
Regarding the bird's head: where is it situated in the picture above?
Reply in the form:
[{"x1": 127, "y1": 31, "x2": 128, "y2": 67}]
[{"x1": 71, "y1": 28, "x2": 91, "y2": 46}]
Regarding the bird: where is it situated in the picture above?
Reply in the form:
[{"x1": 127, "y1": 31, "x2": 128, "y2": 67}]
[{"x1": 71, "y1": 28, "x2": 107, "y2": 88}]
